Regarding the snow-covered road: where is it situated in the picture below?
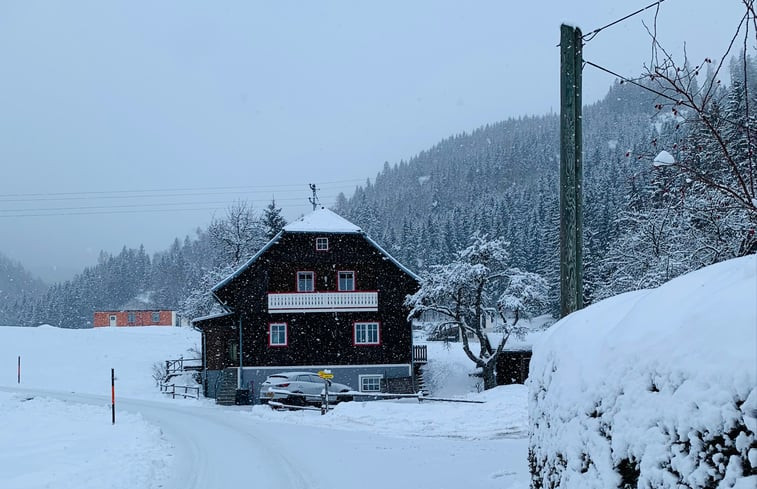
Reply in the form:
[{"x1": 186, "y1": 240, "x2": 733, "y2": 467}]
[{"x1": 2, "y1": 386, "x2": 528, "y2": 489}]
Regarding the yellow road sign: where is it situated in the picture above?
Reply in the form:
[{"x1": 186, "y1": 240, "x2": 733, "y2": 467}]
[{"x1": 318, "y1": 370, "x2": 334, "y2": 379}]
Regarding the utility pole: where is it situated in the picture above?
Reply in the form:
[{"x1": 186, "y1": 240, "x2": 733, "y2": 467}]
[{"x1": 560, "y1": 24, "x2": 583, "y2": 318}]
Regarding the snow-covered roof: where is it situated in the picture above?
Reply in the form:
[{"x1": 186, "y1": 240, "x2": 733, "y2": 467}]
[
  {"x1": 212, "y1": 208, "x2": 419, "y2": 294},
  {"x1": 283, "y1": 207, "x2": 362, "y2": 234},
  {"x1": 191, "y1": 311, "x2": 234, "y2": 324}
]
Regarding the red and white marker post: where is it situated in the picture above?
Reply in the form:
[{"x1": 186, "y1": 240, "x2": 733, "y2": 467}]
[{"x1": 111, "y1": 368, "x2": 116, "y2": 425}]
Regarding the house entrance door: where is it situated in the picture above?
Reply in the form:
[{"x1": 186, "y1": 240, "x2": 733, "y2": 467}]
[{"x1": 109, "y1": 315, "x2": 117, "y2": 327}]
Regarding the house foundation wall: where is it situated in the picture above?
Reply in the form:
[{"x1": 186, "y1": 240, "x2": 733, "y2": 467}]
[{"x1": 204, "y1": 364, "x2": 413, "y2": 403}]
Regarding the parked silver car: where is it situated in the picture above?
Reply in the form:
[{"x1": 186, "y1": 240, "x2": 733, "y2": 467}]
[{"x1": 259, "y1": 371, "x2": 354, "y2": 406}]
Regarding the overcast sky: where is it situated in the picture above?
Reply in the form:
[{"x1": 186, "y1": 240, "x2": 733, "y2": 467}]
[{"x1": 0, "y1": 0, "x2": 746, "y2": 281}]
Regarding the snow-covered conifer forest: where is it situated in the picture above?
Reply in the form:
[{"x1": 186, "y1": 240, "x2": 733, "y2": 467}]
[{"x1": 2, "y1": 56, "x2": 756, "y2": 328}]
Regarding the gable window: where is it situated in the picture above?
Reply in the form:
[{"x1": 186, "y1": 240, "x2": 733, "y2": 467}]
[
  {"x1": 359, "y1": 374, "x2": 383, "y2": 392},
  {"x1": 315, "y1": 237, "x2": 329, "y2": 251},
  {"x1": 338, "y1": 271, "x2": 355, "y2": 291},
  {"x1": 151, "y1": 312, "x2": 161, "y2": 324},
  {"x1": 127, "y1": 312, "x2": 136, "y2": 324},
  {"x1": 269, "y1": 323, "x2": 288, "y2": 346},
  {"x1": 297, "y1": 271, "x2": 315, "y2": 292},
  {"x1": 354, "y1": 322, "x2": 380, "y2": 345}
]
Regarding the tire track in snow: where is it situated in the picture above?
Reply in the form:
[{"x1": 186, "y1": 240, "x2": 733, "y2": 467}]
[{"x1": 0, "y1": 387, "x2": 316, "y2": 489}]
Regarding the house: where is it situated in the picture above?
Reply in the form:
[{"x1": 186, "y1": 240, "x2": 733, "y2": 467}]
[
  {"x1": 192, "y1": 207, "x2": 424, "y2": 403},
  {"x1": 93, "y1": 310, "x2": 180, "y2": 327}
]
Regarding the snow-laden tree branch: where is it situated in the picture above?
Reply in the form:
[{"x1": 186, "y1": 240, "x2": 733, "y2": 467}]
[{"x1": 406, "y1": 234, "x2": 547, "y2": 390}]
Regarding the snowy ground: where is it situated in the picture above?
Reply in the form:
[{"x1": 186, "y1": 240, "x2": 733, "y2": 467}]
[{"x1": 0, "y1": 325, "x2": 530, "y2": 489}]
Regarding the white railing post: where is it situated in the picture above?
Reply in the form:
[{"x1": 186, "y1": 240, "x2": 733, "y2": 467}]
[{"x1": 268, "y1": 291, "x2": 378, "y2": 313}]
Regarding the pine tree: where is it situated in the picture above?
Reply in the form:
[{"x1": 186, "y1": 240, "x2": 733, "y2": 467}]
[{"x1": 262, "y1": 198, "x2": 287, "y2": 240}]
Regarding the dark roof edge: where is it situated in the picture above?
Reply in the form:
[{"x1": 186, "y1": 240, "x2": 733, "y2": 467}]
[
  {"x1": 191, "y1": 311, "x2": 235, "y2": 324},
  {"x1": 363, "y1": 234, "x2": 420, "y2": 282}
]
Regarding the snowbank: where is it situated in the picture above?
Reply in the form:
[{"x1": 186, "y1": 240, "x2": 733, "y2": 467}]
[
  {"x1": 248, "y1": 384, "x2": 529, "y2": 440},
  {"x1": 528, "y1": 255, "x2": 757, "y2": 488},
  {"x1": 0, "y1": 325, "x2": 199, "y2": 397},
  {"x1": 0, "y1": 391, "x2": 172, "y2": 489}
]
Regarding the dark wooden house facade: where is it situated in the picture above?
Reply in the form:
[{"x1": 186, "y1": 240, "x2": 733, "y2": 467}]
[{"x1": 193, "y1": 207, "x2": 422, "y2": 402}]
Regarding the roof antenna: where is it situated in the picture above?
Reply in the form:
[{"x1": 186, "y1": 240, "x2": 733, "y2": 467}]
[{"x1": 308, "y1": 183, "x2": 321, "y2": 211}]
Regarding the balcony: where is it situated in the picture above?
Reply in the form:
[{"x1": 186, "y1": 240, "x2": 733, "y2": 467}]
[{"x1": 268, "y1": 291, "x2": 378, "y2": 313}]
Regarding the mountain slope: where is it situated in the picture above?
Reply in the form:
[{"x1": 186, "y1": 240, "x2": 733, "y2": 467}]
[{"x1": 0, "y1": 252, "x2": 46, "y2": 325}]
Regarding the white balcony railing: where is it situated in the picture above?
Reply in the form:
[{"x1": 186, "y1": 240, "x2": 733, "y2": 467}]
[{"x1": 268, "y1": 291, "x2": 378, "y2": 313}]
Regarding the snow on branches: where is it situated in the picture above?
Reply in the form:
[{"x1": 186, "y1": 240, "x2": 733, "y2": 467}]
[{"x1": 406, "y1": 234, "x2": 547, "y2": 390}]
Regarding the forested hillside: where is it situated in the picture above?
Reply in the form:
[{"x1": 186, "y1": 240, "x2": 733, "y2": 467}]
[
  {"x1": 9, "y1": 57, "x2": 757, "y2": 327},
  {"x1": 336, "y1": 65, "x2": 757, "y2": 309},
  {"x1": 11, "y1": 201, "x2": 283, "y2": 328},
  {"x1": 0, "y1": 252, "x2": 46, "y2": 325},
  {"x1": 334, "y1": 81, "x2": 656, "y2": 309}
]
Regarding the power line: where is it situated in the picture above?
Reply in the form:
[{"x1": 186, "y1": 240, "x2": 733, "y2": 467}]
[
  {"x1": 583, "y1": 59, "x2": 690, "y2": 108},
  {"x1": 0, "y1": 186, "x2": 350, "y2": 204},
  {"x1": 582, "y1": 0, "x2": 667, "y2": 42},
  {"x1": 0, "y1": 194, "x2": 340, "y2": 218},
  {"x1": 0, "y1": 206, "x2": 234, "y2": 219},
  {"x1": 0, "y1": 178, "x2": 366, "y2": 200}
]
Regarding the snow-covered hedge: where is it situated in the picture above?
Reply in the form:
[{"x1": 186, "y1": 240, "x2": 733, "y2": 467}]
[{"x1": 528, "y1": 255, "x2": 757, "y2": 489}]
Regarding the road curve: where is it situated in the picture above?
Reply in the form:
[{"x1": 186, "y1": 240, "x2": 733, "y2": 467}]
[{"x1": 0, "y1": 387, "x2": 318, "y2": 489}]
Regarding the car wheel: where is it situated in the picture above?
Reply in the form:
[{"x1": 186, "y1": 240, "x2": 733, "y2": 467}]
[{"x1": 337, "y1": 390, "x2": 353, "y2": 403}]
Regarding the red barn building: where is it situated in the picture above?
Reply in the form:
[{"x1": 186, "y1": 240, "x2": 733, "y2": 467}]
[{"x1": 93, "y1": 310, "x2": 178, "y2": 327}]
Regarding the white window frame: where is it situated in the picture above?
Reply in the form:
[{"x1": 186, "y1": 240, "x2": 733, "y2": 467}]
[
  {"x1": 354, "y1": 322, "x2": 380, "y2": 345},
  {"x1": 359, "y1": 374, "x2": 383, "y2": 392},
  {"x1": 315, "y1": 237, "x2": 329, "y2": 251},
  {"x1": 269, "y1": 322, "x2": 288, "y2": 346},
  {"x1": 338, "y1": 270, "x2": 355, "y2": 291},
  {"x1": 297, "y1": 271, "x2": 315, "y2": 292},
  {"x1": 151, "y1": 311, "x2": 161, "y2": 324}
]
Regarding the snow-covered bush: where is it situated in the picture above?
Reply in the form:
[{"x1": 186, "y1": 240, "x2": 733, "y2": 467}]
[{"x1": 529, "y1": 255, "x2": 757, "y2": 489}]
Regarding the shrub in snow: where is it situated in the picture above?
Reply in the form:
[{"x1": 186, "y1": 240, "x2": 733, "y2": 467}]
[{"x1": 528, "y1": 255, "x2": 756, "y2": 489}]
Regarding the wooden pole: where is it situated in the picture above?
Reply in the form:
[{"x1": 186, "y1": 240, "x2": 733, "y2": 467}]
[
  {"x1": 560, "y1": 24, "x2": 584, "y2": 318},
  {"x1": 17, "y1": 355, "x2": 20, "y2": 384}
]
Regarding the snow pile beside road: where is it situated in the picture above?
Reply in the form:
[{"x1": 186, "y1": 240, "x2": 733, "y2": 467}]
[
  {"x1": 0, "y1": 325, "x2": 199, "y2": 397},
  {"x1": 249, "y1": 384, "x2": 529, "y2": 440},
  {"x1": 0, "y1": 391, "x2": 172, "y2": 489},
  {"x1": 529, "y1": 255, "x2": 757, "y2": 489}
]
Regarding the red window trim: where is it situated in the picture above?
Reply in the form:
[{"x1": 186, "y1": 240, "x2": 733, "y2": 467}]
[
  {"x1": 267, "y1": 289, "x2": 379, "y2": 295},
  {"x1": 296, "y1": 270, "x2": 316, "y2": 292},
  {"x1": 315, "y1": 237, "x2": 329, "y2": 251},
  {"x1": 268, "y1": 322, "x2": 288, "y2": 347},
  {"x1": 337, "y1": 270, "x2": 356, "y2": 291},
  {"x1": 353, "y1": 321, "x2": 381, "y2": 346}
]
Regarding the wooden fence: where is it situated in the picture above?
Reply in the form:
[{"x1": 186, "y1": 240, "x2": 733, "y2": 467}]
[{"x1": 160, "y1": 383, "x2": 201, "y2": 399}]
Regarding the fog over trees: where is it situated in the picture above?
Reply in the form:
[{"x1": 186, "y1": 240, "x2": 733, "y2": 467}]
[{"x1": 3, "y1": 55, "x2": 756, "y2": 328}]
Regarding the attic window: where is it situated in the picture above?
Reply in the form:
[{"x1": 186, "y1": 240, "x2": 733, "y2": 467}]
[{"x1": 315, "y1": 237, "x2": 329, "y2": 251}]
